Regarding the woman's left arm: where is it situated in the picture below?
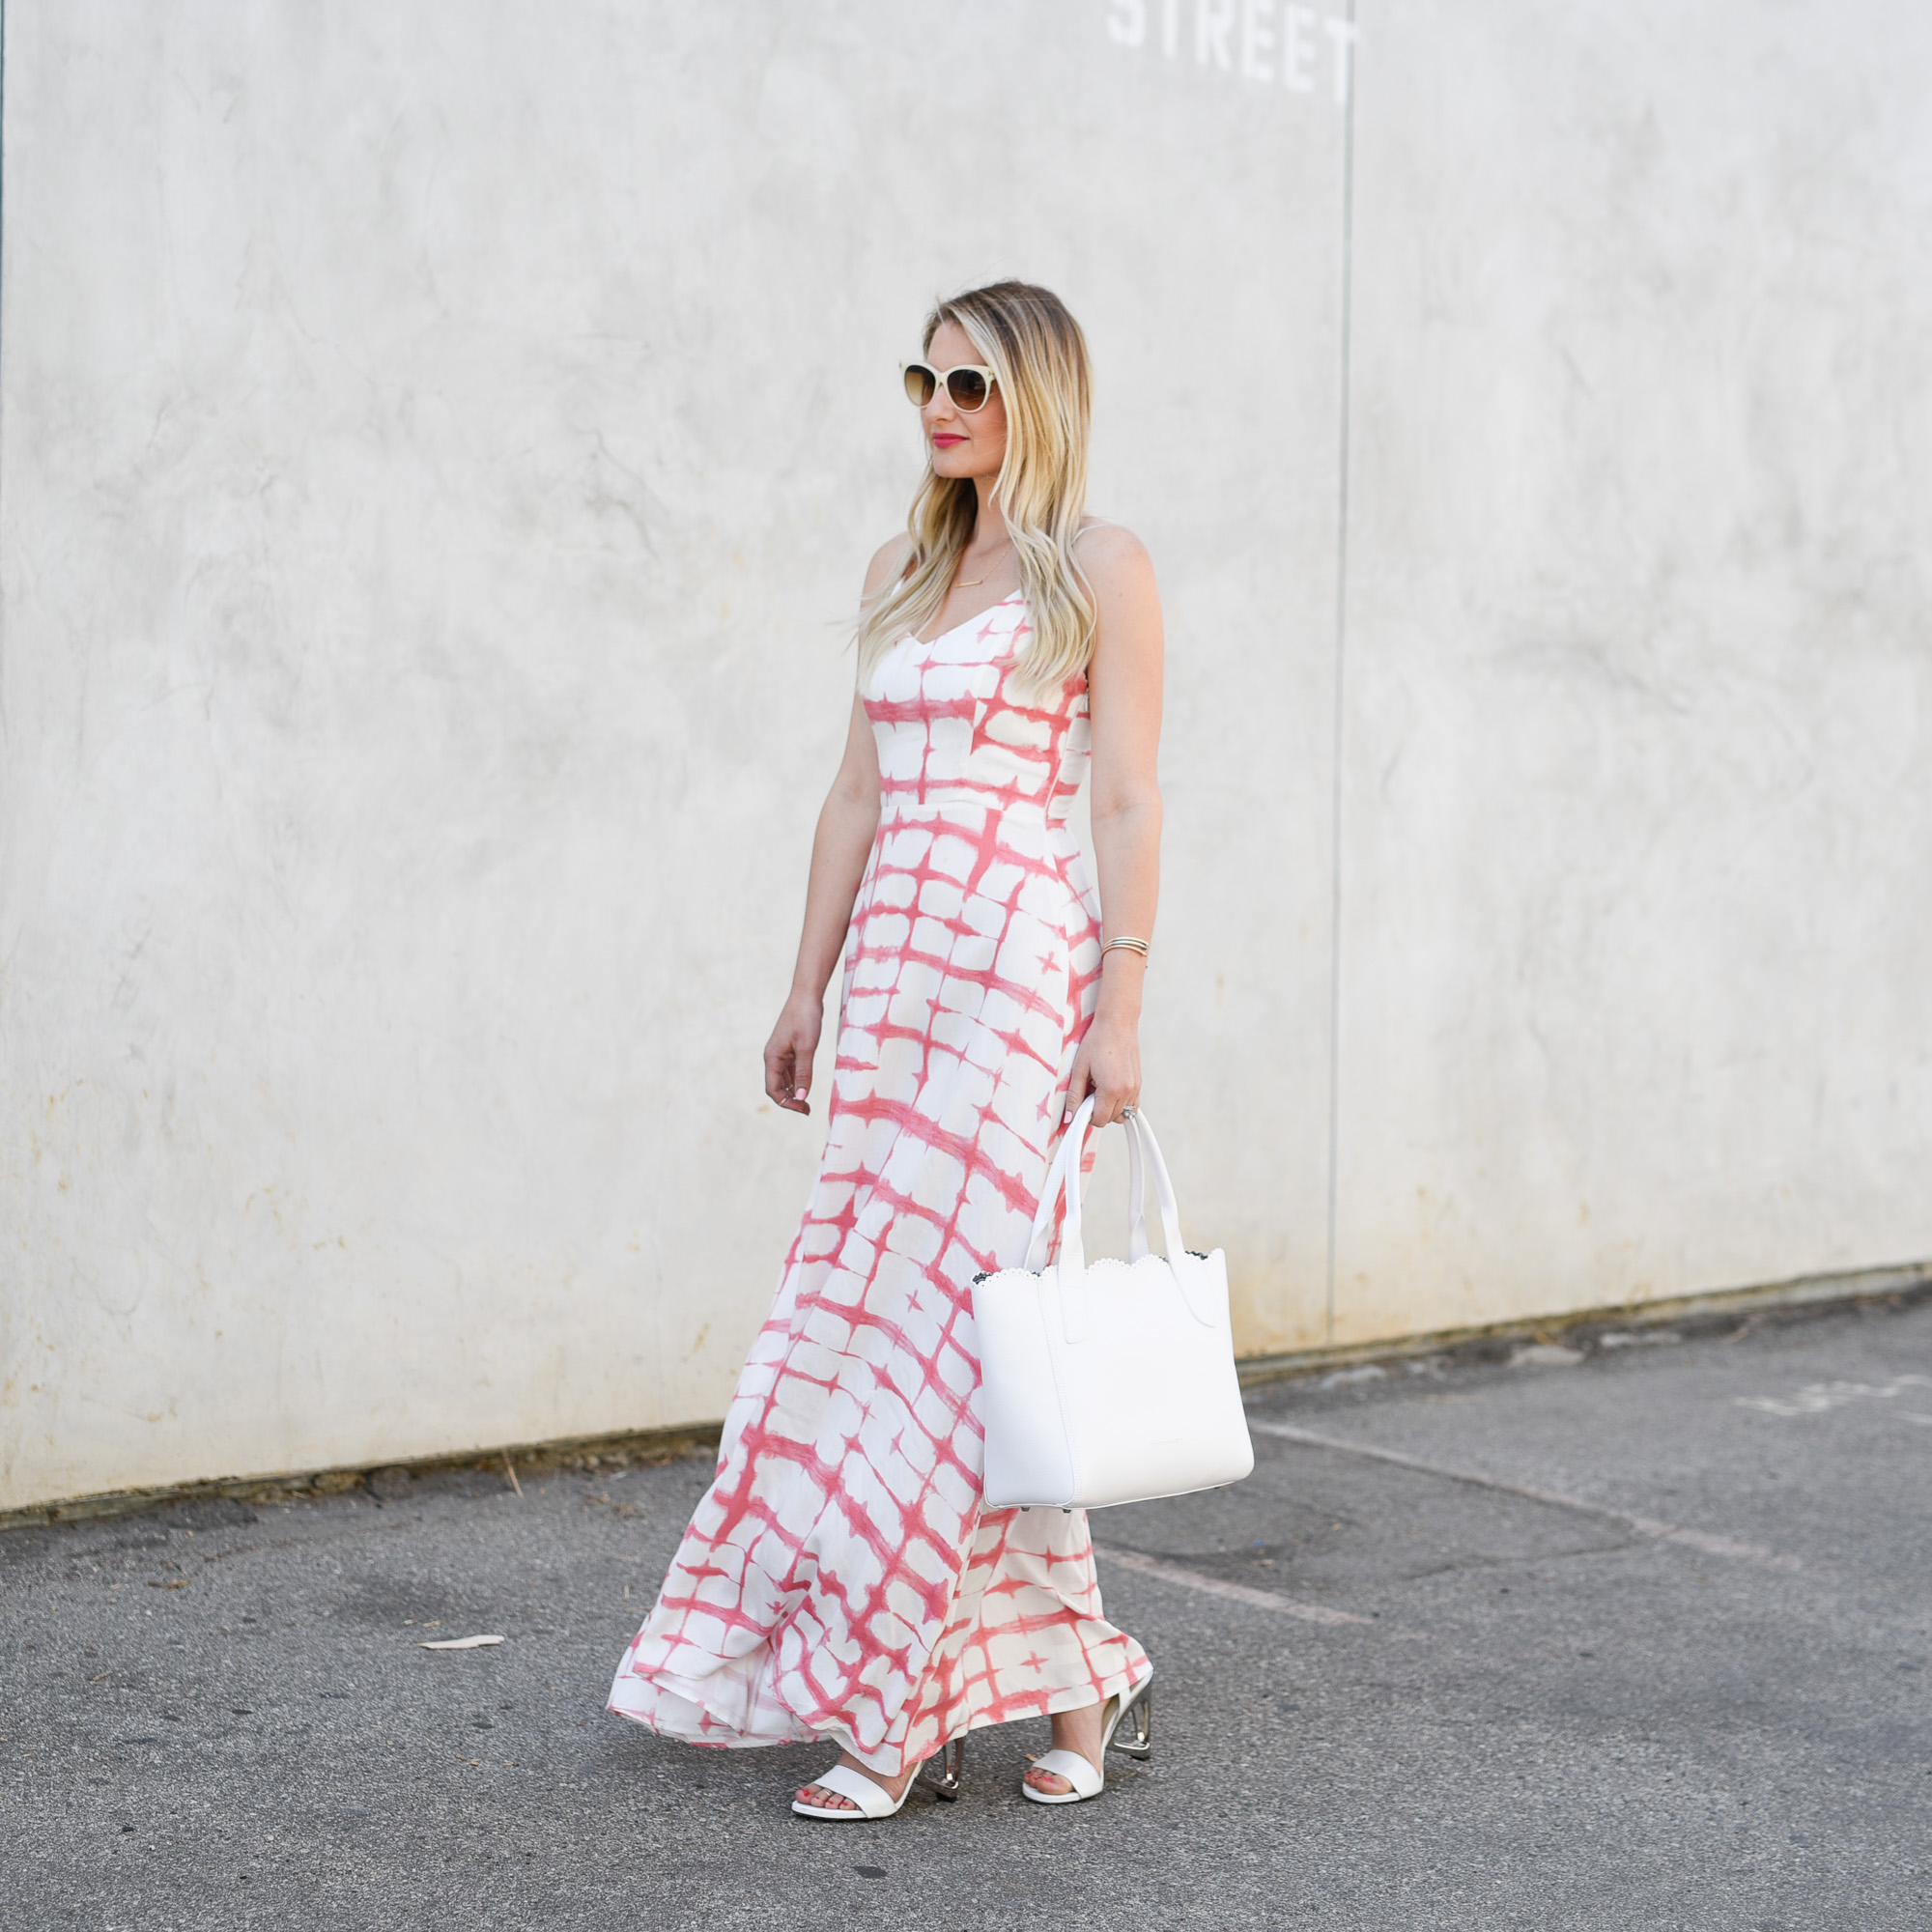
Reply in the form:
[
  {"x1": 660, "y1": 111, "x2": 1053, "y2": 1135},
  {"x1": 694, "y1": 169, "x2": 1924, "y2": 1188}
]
[{"x1": 1065, "y1": 525, "x2": 1164, "y2": 1129}]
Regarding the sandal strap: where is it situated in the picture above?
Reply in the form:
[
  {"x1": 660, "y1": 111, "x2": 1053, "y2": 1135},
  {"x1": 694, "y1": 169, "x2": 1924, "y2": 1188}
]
[
  {"x1": 1030, "y1": 1748, "x2": 1104, "y2": 1799},
  {"x1": 808, "y1": 1764, "x2": 902, "y2": 1817}
]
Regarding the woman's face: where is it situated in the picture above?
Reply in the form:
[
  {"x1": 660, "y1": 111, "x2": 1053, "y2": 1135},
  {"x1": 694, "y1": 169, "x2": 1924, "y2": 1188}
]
[{"x1": 920, "y1": 320, "x2": 1008, "y2": 483}]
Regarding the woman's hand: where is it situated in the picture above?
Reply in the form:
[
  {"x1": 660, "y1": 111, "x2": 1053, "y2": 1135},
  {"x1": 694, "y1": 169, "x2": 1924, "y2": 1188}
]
[
  {"x1": 764, "y1": 991, "x2": 825, "y2": 1115},
  {"x1": 1064, "y1": 1010, "x2": 1141, "y2": 1129}
]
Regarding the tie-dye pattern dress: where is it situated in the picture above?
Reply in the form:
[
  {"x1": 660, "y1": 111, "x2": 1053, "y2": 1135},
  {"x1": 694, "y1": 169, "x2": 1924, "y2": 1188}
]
[{"x1": 607, "y1": 594, "x2": 1151, "y2": 1776}]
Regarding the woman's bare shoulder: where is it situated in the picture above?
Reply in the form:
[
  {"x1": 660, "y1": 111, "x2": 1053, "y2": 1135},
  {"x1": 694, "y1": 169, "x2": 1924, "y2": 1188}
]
[
  {"x1": 1074, "y1": 517, "x2": 1156, "y2": 590},
  {"x1": 862, "y1": 531, "x2": 916, "y2": 602}
]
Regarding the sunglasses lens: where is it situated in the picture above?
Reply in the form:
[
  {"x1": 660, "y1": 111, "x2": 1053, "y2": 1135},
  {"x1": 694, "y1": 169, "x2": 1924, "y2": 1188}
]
[
  {"x1": 946, "y1": 368, "x2": 989, "y2": 412},
  {"x1": 903, "y1": 364, "x2": 937, "y2": 407}
]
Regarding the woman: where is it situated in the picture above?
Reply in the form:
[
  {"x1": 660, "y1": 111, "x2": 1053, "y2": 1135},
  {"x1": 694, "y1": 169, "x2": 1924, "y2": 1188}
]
[{"x1": 608, "y1": 280, "x2": 1165, "y2": 1817}]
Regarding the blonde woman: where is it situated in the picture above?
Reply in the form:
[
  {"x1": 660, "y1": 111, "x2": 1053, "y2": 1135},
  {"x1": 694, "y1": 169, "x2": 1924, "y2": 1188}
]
[{"x1": 608, "y1": 281, "x2": 1165, "y2": 1817}]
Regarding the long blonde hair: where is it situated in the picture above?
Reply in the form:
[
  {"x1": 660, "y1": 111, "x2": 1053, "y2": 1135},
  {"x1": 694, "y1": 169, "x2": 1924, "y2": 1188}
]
[{"x1": 857, "y1": 281, "x2": 1095, "y2": 696}]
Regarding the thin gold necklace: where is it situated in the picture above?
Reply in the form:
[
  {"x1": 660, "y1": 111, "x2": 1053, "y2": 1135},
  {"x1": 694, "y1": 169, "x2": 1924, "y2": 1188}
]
[{"x1": 955, "y1": 538, "x2": 1013, "y2": 588}]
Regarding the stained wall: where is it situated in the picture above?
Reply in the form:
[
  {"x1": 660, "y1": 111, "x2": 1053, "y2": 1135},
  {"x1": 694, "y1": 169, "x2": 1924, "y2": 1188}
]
[{"x1": 0, "y1": 0, "x2": 1347, "y2": 1508}]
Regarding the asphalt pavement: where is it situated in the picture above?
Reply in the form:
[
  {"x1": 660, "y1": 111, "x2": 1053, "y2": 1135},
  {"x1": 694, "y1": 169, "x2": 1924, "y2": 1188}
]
[{"x1": 6, "y1": 1292, "x2": 1931, "y2": 1930}]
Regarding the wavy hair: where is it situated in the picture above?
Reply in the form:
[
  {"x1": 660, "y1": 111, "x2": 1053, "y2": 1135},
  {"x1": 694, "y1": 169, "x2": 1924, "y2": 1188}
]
[{"x1": 857, "y1": 281, "x2": 1095, "y2": 696}]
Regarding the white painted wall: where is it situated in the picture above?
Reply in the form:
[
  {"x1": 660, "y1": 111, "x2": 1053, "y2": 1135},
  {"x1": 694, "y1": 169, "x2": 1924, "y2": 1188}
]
[
  {"x1": 3, "y1": 1, "x2": 1926, "y2": 1511},
  {"x1": 1333, "y1": 0, "x2": 1932, "y2": 1341}
]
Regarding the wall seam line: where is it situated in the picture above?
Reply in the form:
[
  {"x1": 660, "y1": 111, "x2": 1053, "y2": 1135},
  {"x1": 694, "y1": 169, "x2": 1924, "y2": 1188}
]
[{"x1": 1322, "y1": 0, "x2": 1358, "y2": 1348}]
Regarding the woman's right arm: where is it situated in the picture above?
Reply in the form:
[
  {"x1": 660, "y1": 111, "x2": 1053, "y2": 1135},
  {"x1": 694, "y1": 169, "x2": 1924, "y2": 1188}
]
[{"x1": 761, "y1": 537, "x2": 907, "y2": 1117}]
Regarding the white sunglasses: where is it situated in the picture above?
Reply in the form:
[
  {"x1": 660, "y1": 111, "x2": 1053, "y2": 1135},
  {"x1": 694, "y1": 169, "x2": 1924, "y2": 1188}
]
[{"x1": 900, "y1": 360, "x2": 999, "y2": 412}]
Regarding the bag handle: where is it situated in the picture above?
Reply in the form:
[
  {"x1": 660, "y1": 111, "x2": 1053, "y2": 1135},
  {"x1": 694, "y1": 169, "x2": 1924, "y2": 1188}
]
[
  {"x1": 1021, "y1": 1096, "x2": 1095, "y2": 1274},
  {"x1": 1122, "y1": 1109, "x2": 1220, "y2": 1328},
  {"x1": 1017, "y1": 1097, "x2": 1206, "y2": 1341},
  {"x1": 1124, "y1": 1106, "x2": 1148, "y2": 1264},
  {"x1": 1123, "y1": 1109, "x2": 1187, "y2": 1274},
  {"x1": 1020, "y1": 1097, "x2": 1082, "y2": 1275}
]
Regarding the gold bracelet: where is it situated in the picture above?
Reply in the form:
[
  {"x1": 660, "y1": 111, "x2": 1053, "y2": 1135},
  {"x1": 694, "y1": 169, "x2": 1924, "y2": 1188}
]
[{"x1": 1101, "y1": 936, "x2": 1151, "y2": 963}]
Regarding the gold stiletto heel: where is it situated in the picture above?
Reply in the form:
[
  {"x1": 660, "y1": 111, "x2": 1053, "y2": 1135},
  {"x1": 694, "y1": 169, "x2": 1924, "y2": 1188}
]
[{"x1": 1110, "y1": 1680, "x2": 1152, "y2": 1761}]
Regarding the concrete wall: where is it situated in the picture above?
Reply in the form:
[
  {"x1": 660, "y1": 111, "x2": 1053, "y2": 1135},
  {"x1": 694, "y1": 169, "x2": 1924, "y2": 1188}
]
[
  {"x1": 3, "y1": 0, "x2": 1926, "y2": 1511},
  {"x1": 1333, "y1": 0, "x2": 1932, "y2": 1340}
]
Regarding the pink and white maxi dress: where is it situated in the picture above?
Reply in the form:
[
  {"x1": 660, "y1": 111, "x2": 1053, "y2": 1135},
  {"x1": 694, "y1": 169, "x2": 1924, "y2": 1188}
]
[{"x1": 607, "y1": 595, "x2": 1151, "y2": 1776}]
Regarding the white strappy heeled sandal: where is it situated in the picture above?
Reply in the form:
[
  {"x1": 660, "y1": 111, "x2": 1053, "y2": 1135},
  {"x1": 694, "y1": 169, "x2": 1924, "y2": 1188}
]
[
  {"x1": 791, "y1": 1765, "x2": 914, "y2": 1821},
  {"x1": 791, "y1": 1739, "x2": 967, "y2": 1821},
  {"x1": 1022, "y1": 1672, "x2": 1154, "y2": 1806}
]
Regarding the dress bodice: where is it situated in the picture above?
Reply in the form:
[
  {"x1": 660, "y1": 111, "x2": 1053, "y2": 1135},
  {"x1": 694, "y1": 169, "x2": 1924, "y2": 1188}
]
[{"x1": 862, "y1": 597, "x2": 1089, "y2": 823}]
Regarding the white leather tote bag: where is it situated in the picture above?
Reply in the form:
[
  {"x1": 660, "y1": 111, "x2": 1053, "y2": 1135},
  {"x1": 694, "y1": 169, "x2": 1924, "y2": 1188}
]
[{"x1": 973, "y1": 1095, "x2": 1255, "y2": 1511}]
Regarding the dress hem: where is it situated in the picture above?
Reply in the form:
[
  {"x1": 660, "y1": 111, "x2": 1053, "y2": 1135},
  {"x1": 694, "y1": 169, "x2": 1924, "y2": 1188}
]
[{"x1": 606, "y1": 1654, "x2": 1153, "y2": 1779}]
